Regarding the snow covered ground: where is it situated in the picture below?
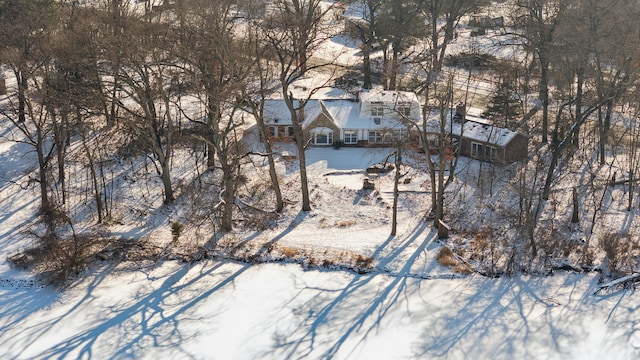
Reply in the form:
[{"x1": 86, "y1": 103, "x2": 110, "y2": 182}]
[{"x1": 3, "y1": 260, "x2": 640, "y2": 359}]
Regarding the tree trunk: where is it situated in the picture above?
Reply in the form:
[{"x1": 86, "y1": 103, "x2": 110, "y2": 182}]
[
  {"x1": 80, "y1": 122, "x2": 104, "y2": 223},
  {"x1": 388, "y1": 40, "x2": 401, "y2": 91},
  {"x1": 391, "y1": 150, "x2": 401, "y2": 236},
  {"x1": 284, "y1": 90, "x2": 311, "y2": 212},
  {"x1": 220, "y1": 163, "x2": 236, "y2": 232},
  {"x1": 540, "y1": 57, "x2": 550, "y2": 143},
  {"x1": 255, "y1": 112, "x2": 283, "y2": 212},
  {"x1": 17, "y1": 70, "x2": 27, "y2": 123},
  {"x1": 362, "y1": 40, "x2": 372, "y2": 89},
  {"x1": 572, "y1": 66, "x2": 585, "y2": 148},
  {"x1": 571, "y1": 187, "x2": 579, "y2": 223},
  {"x1": 207, "y1": 98, "x2": 219, "y2": 168},
  {"x1": 297, "y1": 140, "x2": 311, "y2": 211},
  {"x1": 55, "y1": 111, "x2": 68, "y2": 205}
]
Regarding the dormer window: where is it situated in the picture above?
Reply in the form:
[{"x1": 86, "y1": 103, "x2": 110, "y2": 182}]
[
  {"x1": 397, "y1": 104, "x2": 411, "y2": 117},
  {"x1": 371, "y1": 104, "x2": 384, "y2": 118}
]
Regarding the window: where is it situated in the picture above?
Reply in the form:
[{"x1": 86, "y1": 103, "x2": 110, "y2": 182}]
[
  {"x1": 287, "y1": 126, "x2": 295, "y2": 137},
  {"x1": 368, "y1": 130, "x2": 384, "y2": 143},
  {"x1": 370, "y1": 104, "x2": 385, "y2": 117},
  {"x1": 471, "y1": 142, "x2": 483, "y2": 158},
  {"x1": 268, "y1": 126, "x2": 277, "y2": 137},
  {"x1": 397, "y1": 104, "x2": 411, "y2": 117},
  {"x1": 344, "y1": 130, "x2": 358, "y2": 144},
  {"x1": 471, "y1": 142, "x2": 497, "y2": 161},
  {"x1": 311, "y1": 127, "x2": 333, "y2": 145},
  {"x1": 485, "y1": 146, "x2": 497, "y2": 161},
  {"x1": 368, "y1": 130, "x2": 401, "y2": 144}
]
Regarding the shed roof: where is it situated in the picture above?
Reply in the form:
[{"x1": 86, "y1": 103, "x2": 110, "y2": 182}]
[
  {"x1": 459, "y1": 119, "x2": 519, "y2": 147},
  {"x1": 424, "y1": 108, "x2": 522, "y2": 147}
]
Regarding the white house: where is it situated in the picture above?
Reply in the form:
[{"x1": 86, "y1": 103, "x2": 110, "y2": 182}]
[{"x1": 260, "y1": 90, "x2": 422, "y2": 146}]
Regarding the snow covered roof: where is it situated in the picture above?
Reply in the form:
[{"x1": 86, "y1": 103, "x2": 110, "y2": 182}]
[
  {"x1": 261, "y1": 97, "x2": 416, "y2": 131},
  {"x1": 424, "y1": 108, "x2": 522, "y2": 147},
  {"x1": 358, "y1": 89, "x2": 418, "y2": 106},
  {"x1": 262, "y1": 99, "x2": 322, "y2": 125},
  {"x1": 321, "y1": 99, "x2": 409, "y2": 130},
  {"x1": 459, "y1": 119, "x2": 519, "y2": 147}
]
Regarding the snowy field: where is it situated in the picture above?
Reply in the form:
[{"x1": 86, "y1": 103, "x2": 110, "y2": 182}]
[{"x1": 2, "y1": 260, "x2": 640, "y2": 359}]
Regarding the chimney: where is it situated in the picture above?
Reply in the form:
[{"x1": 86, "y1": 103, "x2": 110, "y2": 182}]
[{"x1": 454, "y1": 103, "x2": 466, "y2": 122}]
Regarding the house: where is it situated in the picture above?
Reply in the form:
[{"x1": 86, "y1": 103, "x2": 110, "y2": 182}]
[
  {"x1": 260, "y1": 90, "x2": 422, "y2": 147},
  {"x1": 258, "y1": 91, "x2": 527, "y2": 164},
  {"x1": 425, "y1": 105, "x2": 528, "y2": 164}
]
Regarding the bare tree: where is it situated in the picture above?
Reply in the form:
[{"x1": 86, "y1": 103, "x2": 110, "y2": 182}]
[
  {"x1": 509, "y1": 0, "x2": 567, "y2": 143},
  {"x1": 415, "y1": 0, "x2": 483, "y2": 96},
  {"x1": 174, "y1": 0, "x2": 260, "y2": 231},
  {"x1": 349, "y1": 0, "x2": 383, "y2": 89},
  {"x1": 241, "y1": 29, "x2": 285, "y2": 212},
  {"x1": 112, "y1": 13, "x2": 177, "y2": 204},
  {"x1": 268, "y1": 0, "x2": 333, "y2": 76},
  {"x1": 0, "y1": 0, "x2": 56, "y2": 125},
  {"x1": 0, "y1": 0, "x2": 61, "y2": 230},
  {"x1": 541, "y1": 0, "x2": 634, "y2": 200},
  {"x1": 258, "y1": 0, "x2": 336, "y2": 212},
  {"x1": 376, "y1": 0, "x2": 424, "y2": 90}
]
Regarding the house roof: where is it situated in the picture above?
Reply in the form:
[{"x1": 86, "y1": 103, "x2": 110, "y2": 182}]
[
  {"x1": 321, "y1": 99, "x2": 409, "y2": 130},
  {"x1": 358, "y1": 89, "x2": 419, "y2": 105},
  {"x1": 424, "y1": 109, "x2": 522, "y2": 147},
  {"x1": 260, "y1": 90, "x2": 421, "y2": 131},
  {"x1": 262, "y1": 99, "x2": 322, "y2": 125},
  {"x1": 459, "y1": 118, "x2": 520, "y2": 147}
]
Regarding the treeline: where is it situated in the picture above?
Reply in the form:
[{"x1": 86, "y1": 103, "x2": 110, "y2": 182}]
[{"x1": 0, "y1": 0, "x2": 338, "y2": 236}]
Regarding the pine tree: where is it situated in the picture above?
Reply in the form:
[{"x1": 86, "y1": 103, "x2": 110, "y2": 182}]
[{"x1": 482, "y1": 79, "x2": 522, "y2": 128}]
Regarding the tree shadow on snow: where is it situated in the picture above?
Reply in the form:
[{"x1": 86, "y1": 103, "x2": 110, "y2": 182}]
[
  {"x1": 24, "y1": 260, "x2": 250, "y2": 359},
  {"x1": 413, "y1": 272, "x2": 639, "y2": 358},
  {"x1": 259, "y1": 219, "x2": 435, "y2": 359}
]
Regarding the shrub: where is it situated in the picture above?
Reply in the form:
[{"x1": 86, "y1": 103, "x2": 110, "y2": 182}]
[
  {"x1": 437, "y1": 246, "x2": 459, "y2": 267},
  {"x1": 444, "y1": 52, "x2": 496, "y2": 70},
  {"x1": 280, "y1": 246, "x2": 298, "y2": 258},
  {"x1": 352, "y1": 254, "x2": 374, "y2": 269},
  {"x1": 11, "y1": 232, "x2": 107, "y2": 287},
  {"x1": 454, "y1": 263, "x2": 473, "y2": 274},
  {"x1": 336, "y1": 220, "x2": 356, "y2": 227},
  {"x1": 599, "y1": 232, "x2": 636, "y2": 273},
  {"x1": 171, "y1": 221, "x2": 184, "y2": 242}
]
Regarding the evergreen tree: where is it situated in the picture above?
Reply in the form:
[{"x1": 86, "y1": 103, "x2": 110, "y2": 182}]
[{"x1": 482, "y1": 79, "x2": 522, "y2": 128}]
